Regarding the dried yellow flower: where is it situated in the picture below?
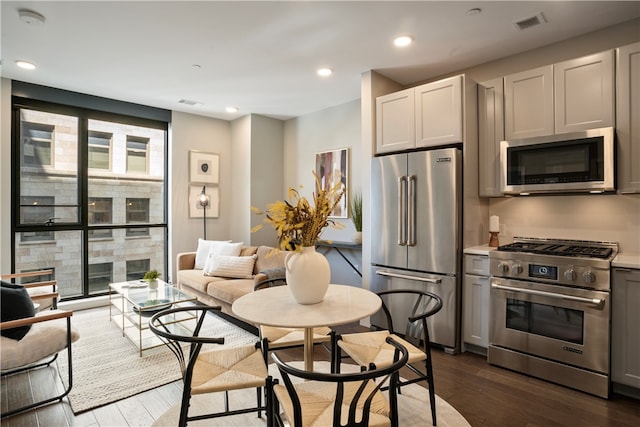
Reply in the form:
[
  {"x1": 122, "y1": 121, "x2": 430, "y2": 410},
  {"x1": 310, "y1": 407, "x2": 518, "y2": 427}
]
[{"x1": 252, "y1": 172, "x2": 346, "y2": 251}]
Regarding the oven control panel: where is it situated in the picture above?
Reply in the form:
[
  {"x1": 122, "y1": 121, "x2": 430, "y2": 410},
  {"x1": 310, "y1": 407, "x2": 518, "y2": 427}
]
[{"x1": 489, "y1": 253, "x2": 611, "y2": 291}]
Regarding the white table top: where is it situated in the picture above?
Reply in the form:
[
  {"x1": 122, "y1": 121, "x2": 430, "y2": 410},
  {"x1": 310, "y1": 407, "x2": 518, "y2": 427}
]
[{"x1": 232, "y1": 284, "x2": 382, "y2": 329}]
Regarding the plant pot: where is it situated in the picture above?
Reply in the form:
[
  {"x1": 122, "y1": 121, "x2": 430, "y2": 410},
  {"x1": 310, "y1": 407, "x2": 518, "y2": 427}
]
[
  {"x1": 284, "y1": 246, "x2": 330, "y2": 304},
  {"x1": 148, "y1": 280, "x2": 158, "y2": 289},
  {"x1": 353, "y1": 231, "x2": 362, "y2": 244}
]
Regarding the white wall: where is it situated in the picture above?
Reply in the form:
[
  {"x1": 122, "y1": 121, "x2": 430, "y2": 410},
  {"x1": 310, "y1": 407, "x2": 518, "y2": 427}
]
[
  {"x1": 283, "y1": 99, "x2": 362, "y2": 242},
  {"x1": 0, "y1": 78, "x2": 11, "y2": 274},
  {"x1": 170, "y1": 111, "x2": 231, "y2": 282}
]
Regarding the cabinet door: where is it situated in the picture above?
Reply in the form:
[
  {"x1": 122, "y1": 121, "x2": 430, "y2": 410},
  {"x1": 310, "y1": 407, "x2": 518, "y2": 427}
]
[
  {"x1": 376, "y1": 88, "x2": 415, "y2": 154},
  {"x1": 478, "y1": 78, "x2": 504, "y2": 197},
  {"x1": 616, "y1": 42, "x2": 640, "y2": 194},
  {"x1": 415, "y1": 75, "x2": 463, "y2": 147},
  {"x1": 504, "y1": 65, "x2": 554, "y2": 139},
  {"x1": 612, "y1": 268, "x2": 640, "y2": 389},
  {"x1": 463, "y1": 273, "x2": 490, "y2": 348},
  {"x1": 555, "y1": 50, "x2": 614, "y2": 134}
]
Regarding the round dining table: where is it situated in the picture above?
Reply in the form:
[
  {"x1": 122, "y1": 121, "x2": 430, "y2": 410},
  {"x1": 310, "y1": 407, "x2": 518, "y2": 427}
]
[{"x1": 232, "y1": 284, "x2": 382, "y2": 371}]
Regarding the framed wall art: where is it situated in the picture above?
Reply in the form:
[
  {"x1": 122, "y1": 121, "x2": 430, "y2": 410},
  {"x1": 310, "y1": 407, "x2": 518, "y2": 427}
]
[
  {"x1": 189, "y1": 150, "x2": 219, "y2": 184},
  {"x1": 189, "y1": 185, "x2": 219, "y2": 218},
  {"x1": 315, "y1": 147, "x2": 348, "y2": 218}
]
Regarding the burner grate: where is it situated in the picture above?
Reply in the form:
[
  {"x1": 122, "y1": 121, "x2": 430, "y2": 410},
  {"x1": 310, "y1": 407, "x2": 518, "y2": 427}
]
[{"x1": 498, "y1": 242, "x2": 613, "y2": 259}]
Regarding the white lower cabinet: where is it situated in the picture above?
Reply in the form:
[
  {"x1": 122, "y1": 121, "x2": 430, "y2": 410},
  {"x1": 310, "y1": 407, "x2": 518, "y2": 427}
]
[
  {"x1": 463, "y1": 253, "x2": 491, "y2": 353},
  {"x1": 612, "y1": 267, "x2": 640, "y2": 396}
]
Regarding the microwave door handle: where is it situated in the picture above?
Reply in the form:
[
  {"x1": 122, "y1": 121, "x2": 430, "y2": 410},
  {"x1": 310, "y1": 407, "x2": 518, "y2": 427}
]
[
  {"x1": 491, "y1": 283, "x2": 603, "y2": 305},
  {"x1": 376, "y1": 270, "x2": 442, "y2": 284},
  {"x1": 398, "y1": 176, "x2": 407, "y2": 246},
  {"x1": 407, "y1": 175, "x2": 416, "y2": 246}
]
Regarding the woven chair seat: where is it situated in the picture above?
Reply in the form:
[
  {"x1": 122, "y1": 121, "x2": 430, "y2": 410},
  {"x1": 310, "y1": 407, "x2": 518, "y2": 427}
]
[
  {"x1": 274, "y1": 380, "x2": 391, "y2": 427},
  {"x1": 260, "y1": 326, "x2": 332, "y2": 348},
  {"x1": 191, "y1": 344, "x2": 268, "y2": 394},
  {"x1": 337, "y1": 330, "x2": 426, "y2": 369}
]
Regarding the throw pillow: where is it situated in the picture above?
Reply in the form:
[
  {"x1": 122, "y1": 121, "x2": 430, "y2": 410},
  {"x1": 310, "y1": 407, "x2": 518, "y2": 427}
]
[
  {"x1": 1, "y1": 280, "x2": 36, "y2": 340},
  {"x1": 194, "y1": 239, "x2": 232, "y2": 269},
  {"x1": 203, "y1": 254, "x2": 257, "y2": 279}
]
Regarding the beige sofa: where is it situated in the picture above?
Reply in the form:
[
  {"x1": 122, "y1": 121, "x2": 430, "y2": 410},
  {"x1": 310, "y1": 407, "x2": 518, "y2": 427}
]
[{"x1": 176, "y1": 245, "x2": 286, "y2": 315}]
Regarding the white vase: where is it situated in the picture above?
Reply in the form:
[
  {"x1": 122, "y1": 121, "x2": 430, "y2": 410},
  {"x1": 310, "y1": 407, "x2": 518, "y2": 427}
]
[
  {"x1": 148, "y1": 280, "x2": 158, "y2": 289},
  {"x1": 284, "y1": 246, "x2": 330, "y2": 304},
  {"x1": 353, "y1": 231, "x2": 362, "y2": 244}
]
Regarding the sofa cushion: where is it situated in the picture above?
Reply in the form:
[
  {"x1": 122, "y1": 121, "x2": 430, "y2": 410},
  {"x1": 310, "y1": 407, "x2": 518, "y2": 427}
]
[
  {"x1": 177, "y1": 269, "x2": 220, "y2": 294},
  {"x1": 194, "y1": 239, "x2": 244, "y2": 269},
  {"x1": 207, "y1": 279, "x2": 256, "y2": 305},
  {"x1": 203, "y1": 254, "x2": 257, "y2": 279},
  {"x1": 254, "y1": 246, "x2": 287, "y2": 275}
]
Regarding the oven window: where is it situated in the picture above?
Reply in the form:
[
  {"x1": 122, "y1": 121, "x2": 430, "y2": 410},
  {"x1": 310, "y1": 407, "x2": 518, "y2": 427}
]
[{"x1": 506, "y1": 298, "x2": 584, "y2": 344}]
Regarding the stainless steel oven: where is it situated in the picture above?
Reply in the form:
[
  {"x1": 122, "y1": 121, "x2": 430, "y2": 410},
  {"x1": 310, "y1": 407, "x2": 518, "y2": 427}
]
[{"x1": 488, "y1": 237, "x2": 617, "y2": 398}]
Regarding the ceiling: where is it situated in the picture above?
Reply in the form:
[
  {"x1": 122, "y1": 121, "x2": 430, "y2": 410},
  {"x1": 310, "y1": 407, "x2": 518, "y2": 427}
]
[{"x1": 2, "y1": 1, "x2": 639, "y2": 121}]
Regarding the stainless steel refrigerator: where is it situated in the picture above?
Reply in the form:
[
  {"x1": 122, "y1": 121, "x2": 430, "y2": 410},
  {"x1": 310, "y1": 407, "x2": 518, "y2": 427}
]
[{"x1": 370, "y1": 147, "x2": 461, "y2": 353}]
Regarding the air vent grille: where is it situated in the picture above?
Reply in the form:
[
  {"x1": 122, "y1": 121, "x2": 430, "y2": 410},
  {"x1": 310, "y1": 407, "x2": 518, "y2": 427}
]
[
  {"x1": 178, "y1": 99, "x2": 202, "y2": 106},
  {"x1": 513, "y1": 12, "x2": 547, "y2": 31}
]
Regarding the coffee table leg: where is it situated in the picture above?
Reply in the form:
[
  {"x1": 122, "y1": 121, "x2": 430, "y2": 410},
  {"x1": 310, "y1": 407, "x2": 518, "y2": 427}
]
[{"x1": 304, "y1": 327, "x2": 314, "y2": 371}]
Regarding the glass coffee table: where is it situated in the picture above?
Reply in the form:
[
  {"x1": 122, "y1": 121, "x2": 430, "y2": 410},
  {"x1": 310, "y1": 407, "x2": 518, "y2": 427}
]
[{"x1": 109, "y1": 280, "x2": 197, "y2": 356}]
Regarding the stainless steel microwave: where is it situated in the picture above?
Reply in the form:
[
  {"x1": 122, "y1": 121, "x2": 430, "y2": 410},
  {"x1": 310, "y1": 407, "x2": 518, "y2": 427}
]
[{"x1": 500, "y1": 127, "x2": 615, "y2": 195}]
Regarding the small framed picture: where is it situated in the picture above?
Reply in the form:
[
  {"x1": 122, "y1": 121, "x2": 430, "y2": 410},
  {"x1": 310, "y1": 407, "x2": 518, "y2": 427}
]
[
  {"x1": 315, "y1": 147, "x2": 348, "y2": 218},
  {"x1": 189, "y1": 151, "x2": 219, "y2": 184},
  {"x1": 189, "y1": 185, "x2": 219, "y2": 218}
]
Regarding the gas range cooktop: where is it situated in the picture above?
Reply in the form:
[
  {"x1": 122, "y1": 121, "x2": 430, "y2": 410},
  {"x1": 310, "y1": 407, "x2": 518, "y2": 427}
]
[
  {"x1": 498, "y1": 240, "x2": 614, "y2": 259},
  {"x1": 491, "y1": 237, "x2": 618, "y2": 290}
]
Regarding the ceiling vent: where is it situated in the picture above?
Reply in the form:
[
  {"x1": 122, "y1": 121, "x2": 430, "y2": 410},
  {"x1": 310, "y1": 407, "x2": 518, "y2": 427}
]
[
  {"x1": 178, "y1": 99, "x2": 202, "y2": 106},
  {"x1": 513, "y1": 12, "x2": 547, "y2": 31}
]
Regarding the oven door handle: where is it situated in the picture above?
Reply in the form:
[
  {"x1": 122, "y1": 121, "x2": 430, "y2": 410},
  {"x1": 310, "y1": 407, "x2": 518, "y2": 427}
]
[
  {"x1": 491, "y1": 283, "x2": 603, "y2": 305},
  {"x1": 376, "y1": 270, "x2": 442, "y2": 284}
]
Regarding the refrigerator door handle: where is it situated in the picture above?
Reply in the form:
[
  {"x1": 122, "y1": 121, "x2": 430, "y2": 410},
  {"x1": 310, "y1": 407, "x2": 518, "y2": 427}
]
[
  {"x1": 407, "y1": 175, "x2": 416, "y2": 246},
  {"x1": 376, "y1": 270, "x2": 442, "y2": 284},
  {"x1": 398, "y1": 176, "x2": 407, "y2": 246}
]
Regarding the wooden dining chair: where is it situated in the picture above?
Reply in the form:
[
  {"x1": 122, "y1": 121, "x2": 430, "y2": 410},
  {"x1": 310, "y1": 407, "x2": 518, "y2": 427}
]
[
  {"x1": 332, "y1": 289, "x2": 443, "y2": 426},
  {"x1": 149, "y1": 305, "x2": 274, "y2": 427},
  {"x1": 271, "y1": 336, "x2": 409, "y2": 427}
]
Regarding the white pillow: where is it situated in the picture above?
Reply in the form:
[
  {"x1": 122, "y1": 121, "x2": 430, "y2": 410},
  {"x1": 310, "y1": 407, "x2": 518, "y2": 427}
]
[
  {"x1": 194, "y1": 239, "x2": 232, "y2": 269},
  {"x1": 203, "y1": 254, "x2": 257, "y2": 279}
]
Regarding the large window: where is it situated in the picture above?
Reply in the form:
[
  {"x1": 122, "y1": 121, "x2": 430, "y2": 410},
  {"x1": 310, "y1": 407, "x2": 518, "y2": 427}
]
[{"x1": 12, "y1": 88, "x2": 169, "y2": 301}]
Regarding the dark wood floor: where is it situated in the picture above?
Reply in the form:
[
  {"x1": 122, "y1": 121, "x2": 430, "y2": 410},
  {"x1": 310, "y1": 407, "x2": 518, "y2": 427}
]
[{"x1": 2, "y1": 324, "x2": 639, "y2": 427}]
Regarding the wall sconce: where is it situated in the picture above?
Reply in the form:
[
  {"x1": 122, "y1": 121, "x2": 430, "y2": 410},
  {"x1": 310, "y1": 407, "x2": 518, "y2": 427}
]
[{"x1": 198, "y1": 185, "x2": 210, "y2": 239}]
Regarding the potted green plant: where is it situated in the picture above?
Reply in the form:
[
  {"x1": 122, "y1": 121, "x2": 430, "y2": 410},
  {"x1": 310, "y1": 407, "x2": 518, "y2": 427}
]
[
  {"x1": 350, "y1": 191, "x2": 362, "y2": 244},
  {"x1": 143, "y1": 269, "x2": 161, "y2": 289}
]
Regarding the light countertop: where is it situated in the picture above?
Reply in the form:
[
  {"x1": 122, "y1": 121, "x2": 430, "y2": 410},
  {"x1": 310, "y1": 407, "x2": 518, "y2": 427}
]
[
  {"x1": 613, "y1": 253, "x2": 640, "y2": 269},
  {"x1": 463, "y1": 245, "x2": 497, "y2": 256}
]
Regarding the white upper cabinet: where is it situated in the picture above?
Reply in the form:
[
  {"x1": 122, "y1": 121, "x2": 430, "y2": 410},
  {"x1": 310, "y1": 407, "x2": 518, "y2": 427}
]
[
  {"x1": 376, "y1": 88, "x2": 415, "y2": 153},
  {"x1": 478, "y1": 78, "x2": 504, "y2": 198},
  {"x1": 616, "y1": 42, "x2": 640, "y2": 194},
  {"x1": 504, "y1": 65, "x2": 554, "y2": 139},
  {"x1": 415, "y1": 75, "x2": 463, "y2": 147},
  {"x1": 554, "y1": 50, "x2": 615, "y2": 134},
  {"x1": 376, "y1": 75, "x2": 463, "y2": 154}
]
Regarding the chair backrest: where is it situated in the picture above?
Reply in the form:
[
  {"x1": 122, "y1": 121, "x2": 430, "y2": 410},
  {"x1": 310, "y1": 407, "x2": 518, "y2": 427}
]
[
  {"x1": 149, "y1": 306, "x2": 226, "y2": 375},
  {"x1": 377, "y1": 289, "x2": 442, "y2": 350},
  {"x1": 272, "y1": 336, "x2": 409, "y2": 427}
]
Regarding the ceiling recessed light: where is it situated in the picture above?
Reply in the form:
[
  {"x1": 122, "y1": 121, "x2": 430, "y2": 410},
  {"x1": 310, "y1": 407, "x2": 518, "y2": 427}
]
[
  {"x1": 226, "y1": 106, "x2": 239, "y2": 113},
  {"x1": 16, "y1": 60, "x2": 36, "y2": 70},
  {"x1": 18, "y1": 9, "x2": 45, "y2": 25},
  {"x1": 393, "y1": 35, "x2": 414, "y2": 47},
  {"x1": 317, "y1": 68, "x2": 333, "y2": 77}
]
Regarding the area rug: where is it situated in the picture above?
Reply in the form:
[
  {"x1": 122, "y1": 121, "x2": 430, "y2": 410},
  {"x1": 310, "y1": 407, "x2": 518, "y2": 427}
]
[
  {"x1": 153, "y1": 361, "x2": 471, "y2": 427},
  {"x1": 56, "y1": 306, "x2": 258, "y2": 414}
]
